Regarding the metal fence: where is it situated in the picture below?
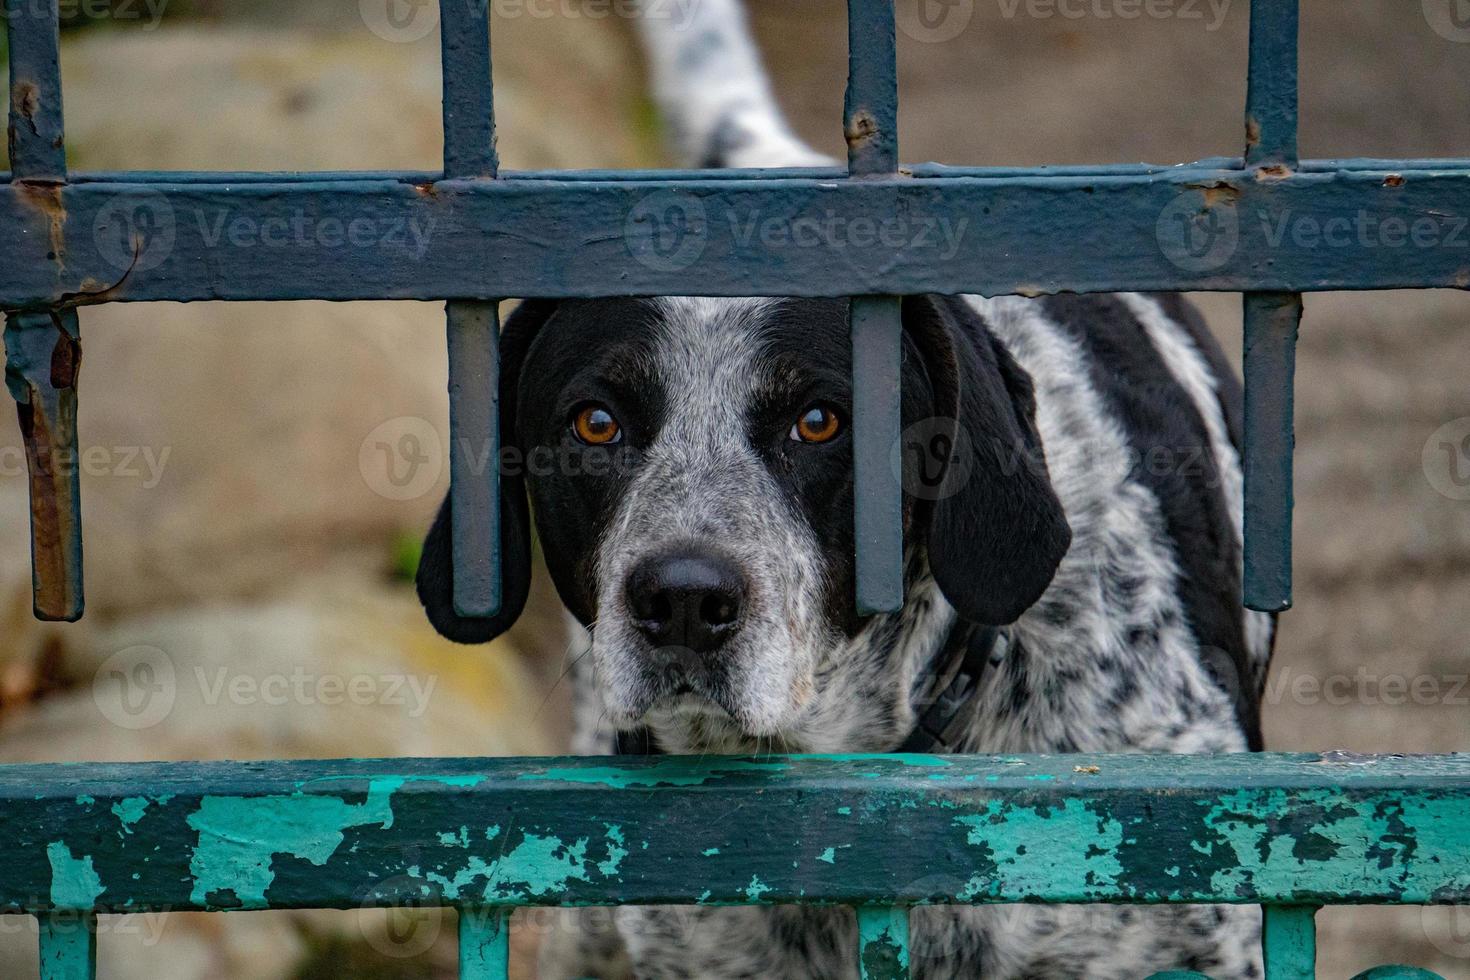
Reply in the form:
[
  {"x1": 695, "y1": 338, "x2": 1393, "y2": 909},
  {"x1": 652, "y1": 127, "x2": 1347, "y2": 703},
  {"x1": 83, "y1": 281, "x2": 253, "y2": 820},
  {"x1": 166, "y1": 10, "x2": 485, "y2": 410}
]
[{"x1": 2, "y1": 0, "x2": 1468, "y2": 977}]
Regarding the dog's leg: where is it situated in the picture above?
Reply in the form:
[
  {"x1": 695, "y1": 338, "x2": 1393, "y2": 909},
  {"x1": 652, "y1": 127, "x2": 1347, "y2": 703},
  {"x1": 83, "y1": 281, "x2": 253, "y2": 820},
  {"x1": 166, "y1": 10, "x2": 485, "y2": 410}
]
[
  {"x1": 635, "y1": 0, "x2": 833, "y2": 169},
  {"x1": 616, "y1": 905, "x2": 855, "y2": 979}
]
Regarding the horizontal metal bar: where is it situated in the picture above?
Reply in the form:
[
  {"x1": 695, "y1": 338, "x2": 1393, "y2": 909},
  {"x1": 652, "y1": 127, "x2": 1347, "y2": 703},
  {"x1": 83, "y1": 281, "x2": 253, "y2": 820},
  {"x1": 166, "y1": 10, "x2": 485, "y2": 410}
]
[
  {"x1": 4, "y1": 166, "x2": 1468, "y2": 308},
  {"x1": 1, "y1": 753, "x2": 1466, "y2": 913},
  {"x1": 20, "y1": 157, "x2": 1470, "y2": 187}
]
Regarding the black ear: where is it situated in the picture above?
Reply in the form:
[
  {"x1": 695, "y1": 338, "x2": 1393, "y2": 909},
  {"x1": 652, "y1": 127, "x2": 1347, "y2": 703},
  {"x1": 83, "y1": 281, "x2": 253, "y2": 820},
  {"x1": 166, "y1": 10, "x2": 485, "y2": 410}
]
[
  {"x1": 902, "y1": 295, "x2": 1071, "y2": 626},
  {"x1": 417, "y1": 300, "x2": 559, "y2": 643}
]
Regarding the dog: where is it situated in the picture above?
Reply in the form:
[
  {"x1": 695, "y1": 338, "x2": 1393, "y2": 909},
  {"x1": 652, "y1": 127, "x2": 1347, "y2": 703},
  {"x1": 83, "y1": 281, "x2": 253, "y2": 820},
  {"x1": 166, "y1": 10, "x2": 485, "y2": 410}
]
[{"x1": 416, "y1": 2, "x2": 1275, "y2": 976}]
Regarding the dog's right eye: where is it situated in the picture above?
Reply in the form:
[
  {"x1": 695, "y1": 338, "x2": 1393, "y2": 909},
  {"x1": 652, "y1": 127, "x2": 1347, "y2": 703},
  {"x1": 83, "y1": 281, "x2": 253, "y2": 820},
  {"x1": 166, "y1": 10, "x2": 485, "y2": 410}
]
[{"x1": 571, "y1": 404, "x2": 622, "y2": 445}]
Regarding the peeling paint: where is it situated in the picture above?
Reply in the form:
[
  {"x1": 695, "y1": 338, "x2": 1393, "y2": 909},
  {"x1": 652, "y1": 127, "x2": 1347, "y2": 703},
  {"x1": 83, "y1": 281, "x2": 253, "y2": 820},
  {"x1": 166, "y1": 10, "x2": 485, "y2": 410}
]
[{"x1": 47, "y1": 842, "x2": 104, "y2": 909}]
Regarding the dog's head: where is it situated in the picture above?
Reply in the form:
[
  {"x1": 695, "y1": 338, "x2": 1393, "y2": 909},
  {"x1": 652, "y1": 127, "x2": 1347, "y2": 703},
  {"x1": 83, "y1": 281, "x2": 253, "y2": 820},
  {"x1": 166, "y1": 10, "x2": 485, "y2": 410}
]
[{"x1": 417, "y1": 295, "x2": 1069, "y2": 747}]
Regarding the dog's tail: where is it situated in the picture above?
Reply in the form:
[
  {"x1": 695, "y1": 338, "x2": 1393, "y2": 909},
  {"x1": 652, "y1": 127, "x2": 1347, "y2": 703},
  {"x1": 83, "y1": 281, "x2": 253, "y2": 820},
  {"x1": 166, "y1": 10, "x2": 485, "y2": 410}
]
[{"x1": 634, "y1": 0, "x2": 833, "y2": 169}]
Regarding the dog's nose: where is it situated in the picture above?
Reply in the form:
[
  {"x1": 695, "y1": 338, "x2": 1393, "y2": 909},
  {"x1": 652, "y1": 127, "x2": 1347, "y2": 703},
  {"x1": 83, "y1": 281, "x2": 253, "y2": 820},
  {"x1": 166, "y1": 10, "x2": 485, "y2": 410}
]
[{"x1": 626, "y1": 551, "x2": 745, "y2": 654}]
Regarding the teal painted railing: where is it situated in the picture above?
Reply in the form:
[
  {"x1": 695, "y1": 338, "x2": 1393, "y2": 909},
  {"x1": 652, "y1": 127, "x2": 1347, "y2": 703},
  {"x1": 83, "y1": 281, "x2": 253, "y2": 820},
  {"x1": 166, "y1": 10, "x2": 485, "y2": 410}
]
[
  {"x1": 5, "y1": 0, "x2": 1469, "y2": 977},
  {"x1": 3, "y1": 754, "x2": 1468, "y2": 978}
]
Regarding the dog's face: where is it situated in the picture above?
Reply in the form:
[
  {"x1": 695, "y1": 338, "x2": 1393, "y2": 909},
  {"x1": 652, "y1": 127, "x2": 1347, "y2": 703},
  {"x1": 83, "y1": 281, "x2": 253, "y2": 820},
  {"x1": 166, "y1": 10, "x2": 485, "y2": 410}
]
[{"x1": 418, "y1": 295, "x2": 1071, "y2": 749}]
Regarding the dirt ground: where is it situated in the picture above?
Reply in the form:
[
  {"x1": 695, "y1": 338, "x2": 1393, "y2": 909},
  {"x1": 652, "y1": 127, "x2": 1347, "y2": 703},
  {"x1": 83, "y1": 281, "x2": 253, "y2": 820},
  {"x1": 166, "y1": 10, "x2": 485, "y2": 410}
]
[{"x1": 3, "y1": 0, "x2": 1468, "y2": 976}]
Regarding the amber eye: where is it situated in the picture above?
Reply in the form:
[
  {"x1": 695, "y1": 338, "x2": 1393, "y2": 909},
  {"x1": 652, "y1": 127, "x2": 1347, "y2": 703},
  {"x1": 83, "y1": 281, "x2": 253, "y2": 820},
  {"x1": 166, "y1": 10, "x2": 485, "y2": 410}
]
[
  {"x1": 572, "y1": 404, "x2": 622, "y2": 445},
  {"x1": 790, "y1": 404, "x2": 842, "y2": 444}
]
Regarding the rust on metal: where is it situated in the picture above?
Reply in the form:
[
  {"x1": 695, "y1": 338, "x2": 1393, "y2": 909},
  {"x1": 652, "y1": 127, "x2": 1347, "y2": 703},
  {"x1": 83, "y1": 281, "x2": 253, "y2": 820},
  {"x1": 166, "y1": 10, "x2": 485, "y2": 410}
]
[
  {"x1": 15, "y1": 180, "x2": 67, "y2": 269},
  {"x1": 1186, "y1": 180, "x2": 1242, "y2": 208},
  {"x1": 845, "y1": 109, "x2": 880, "y2": 151},
  {"x1": 10, "y1": 80, "x2": 42, "y2": 138},
  {"x1": 4, "y1": 313, "x2": 85, "y2": 622}
]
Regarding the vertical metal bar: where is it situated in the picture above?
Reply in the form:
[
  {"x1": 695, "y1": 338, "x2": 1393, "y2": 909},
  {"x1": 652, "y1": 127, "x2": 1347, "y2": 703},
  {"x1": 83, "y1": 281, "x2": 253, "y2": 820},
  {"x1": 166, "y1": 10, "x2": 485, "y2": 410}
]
[
  {"x1": 440, "y1": 0, "x2": 502, "y2": 617},
  {"x1": 846, "y1": 0, "x2": 903, "y2": 614},
  {"x1": 857, "y1": 905, "x2": 910, "y2": 980},
  {"x1": 845, "y1": 0, "x2": 899, "y2": 177},
  {"x1": 6, "y1": 0, "x2": 69, "y2": 180},
  {"x1": 445, "y1": 301, "x2": 502, "y2": 619},
  {"x1": 1242, "y1": 0, "x2": 1301, "y2": 613},
  {"x1": 4, "y1": 312, "x2": 84, "y2": 621},
  {"x1": 851, "y1": 297, "x2": 904, "y2": 614},
  {"x1": 1262, "y1": 905, "x2": 1317, "y2": 980},
  {"x1": 440, "y1": 0, "x2": 497, "y2": 180},
  {"x1": 38, "y1": 913, "x2": 96, "y2": 980},
  {"x1": 1244, "y1": 0, "x2": 1299, "y2": 169},
  {"x1": 459, "y1": 907, "x2": 510, "y2": 980},
  {"x1": 6, "y1": 0, "x2": 84, "y2": 622},
  {"x1": 1242, "y1": 293, "x2": 1300, "y2": 611}
]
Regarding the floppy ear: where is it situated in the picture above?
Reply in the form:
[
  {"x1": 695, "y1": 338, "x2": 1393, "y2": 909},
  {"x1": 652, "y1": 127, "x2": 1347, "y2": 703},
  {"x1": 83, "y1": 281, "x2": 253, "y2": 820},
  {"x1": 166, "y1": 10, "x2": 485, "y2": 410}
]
[
  {"x1": 417, "y1": 300, "x2": 559, "y2": 643},
  {"x1": 902, "y1": 295, "x2": 1072, "y2": 626}
]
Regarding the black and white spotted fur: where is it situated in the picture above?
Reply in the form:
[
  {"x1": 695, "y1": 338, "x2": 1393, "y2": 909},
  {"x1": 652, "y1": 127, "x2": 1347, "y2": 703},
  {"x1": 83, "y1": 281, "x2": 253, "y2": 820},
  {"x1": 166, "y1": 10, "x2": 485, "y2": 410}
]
[{"x1": 416, "y1": 2, "x2": 1276, "y2": 976}]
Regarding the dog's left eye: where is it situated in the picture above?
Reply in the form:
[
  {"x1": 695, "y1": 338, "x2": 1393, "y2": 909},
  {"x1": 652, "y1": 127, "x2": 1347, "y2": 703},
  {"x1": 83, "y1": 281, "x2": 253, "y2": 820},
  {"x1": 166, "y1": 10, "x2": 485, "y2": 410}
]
[
  {"x1": 789, "y1": 404, "x2": 842, "y2": 444},
  {"x1": 572, "y1": 404, "x2": 623, "y2": 445}
]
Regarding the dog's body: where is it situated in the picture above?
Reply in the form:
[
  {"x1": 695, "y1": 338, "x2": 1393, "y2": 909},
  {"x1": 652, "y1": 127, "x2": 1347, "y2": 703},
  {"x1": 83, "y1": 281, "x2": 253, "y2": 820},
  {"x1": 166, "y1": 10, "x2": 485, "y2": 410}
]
[{"x1": 417, "y1": 3, "x2": 1275, "y2": 976}]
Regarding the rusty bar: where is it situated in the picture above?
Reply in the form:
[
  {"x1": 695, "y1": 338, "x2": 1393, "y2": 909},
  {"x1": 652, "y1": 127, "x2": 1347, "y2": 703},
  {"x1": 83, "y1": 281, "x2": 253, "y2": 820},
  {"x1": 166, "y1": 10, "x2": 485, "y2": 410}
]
[
  {"x1": 1245, "y1": 0, "x2": 1299, "y2": 169},
  {"x1": 845, "y1": 0, "x2": 898, "y2": 176},
  {"x1": 4, "y1": 311, "x2": 84, "y2": 620},
  {"x1": 5, "y1": 0, "x2": 68, "y2": 180},
  {"x1": 1242, "y1": 292, "x2": 1300, "y2": 612}
]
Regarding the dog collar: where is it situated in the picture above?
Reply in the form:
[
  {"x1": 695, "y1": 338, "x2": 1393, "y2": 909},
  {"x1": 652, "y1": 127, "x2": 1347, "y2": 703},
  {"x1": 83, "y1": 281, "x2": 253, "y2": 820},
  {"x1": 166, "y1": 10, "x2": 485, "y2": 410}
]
[
  {"x1": 894, "y1": 621, "x2": 1004, "y2": 754},
  {"x1": 613, "y1": 621, "x2": 1004, "y2": 757}
]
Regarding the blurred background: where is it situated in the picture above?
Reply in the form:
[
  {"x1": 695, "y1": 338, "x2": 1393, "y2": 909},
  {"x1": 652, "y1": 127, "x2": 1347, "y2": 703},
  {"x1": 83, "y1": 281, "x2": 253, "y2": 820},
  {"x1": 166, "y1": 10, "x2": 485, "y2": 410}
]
[{"x1": 1, "y1": 0, "x2": 1468, "y2": 976}]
